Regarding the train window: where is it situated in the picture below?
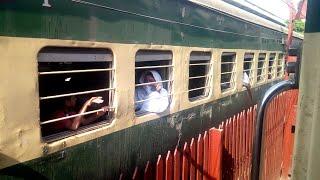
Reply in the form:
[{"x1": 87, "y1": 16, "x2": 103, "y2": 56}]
[
  {"x1": 277, "y1": 53, "x2": 285, "y2": 77},
  {"x1": 38, "y1": 47, "x2": 115, "y2": 141},
  {"x1": 257, "y1": 53, "x2": 267, "y2": 82},
  {"x1": 268, "y1": 53, "x2": 276, "y2": 79},
  {"x1": 243, "y1": 53, "x2": 255, "y2": 85},
  {"x1": 135, "y1": 50, "x2": 173, "y2": 116},
  {"x1": 221, "y1": 52, "x2": 236, "y2": 92},
  {"x1": 188, "y1": 51, "x2": 212, "y2": 100}
]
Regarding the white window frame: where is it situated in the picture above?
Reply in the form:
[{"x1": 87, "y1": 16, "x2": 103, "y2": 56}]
[
  {"x1": 220, "y1": 52, "x2": 237, "y2": 92},
  {"x1": 188, "y1": 51, "x2": 213, "y2": 101},
  {"x1": 268, "y1": 53, "x2": 277, "y2": 80},
  {"x1": 134, "y1": 50, "x2": 173, "y2": 116},
  {"x1": 277, "y1": 53, "x2": 285, "y2": 77},
  {"x1": 38, "y1": 47, "x2": 115, "y2": 141},
  {"x1": 257, "y1": 53, "x2": 267, "y2": 83},
  {"x1": 243, "y1": 52, "x2": 255, "y2": 85}
]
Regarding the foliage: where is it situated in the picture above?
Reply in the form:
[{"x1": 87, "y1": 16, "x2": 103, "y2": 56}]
[{"x1": 285, "y1": 20, "x2": 305, "y2": 33}]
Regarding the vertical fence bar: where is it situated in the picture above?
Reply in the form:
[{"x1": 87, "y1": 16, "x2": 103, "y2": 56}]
[
  {"x1": 239, "y1": 112, "x2": 244, "y2": 179},
  {"x1": 236, "y1": 114, "x2": 240, "y2": 180},
  {"x1": 203, "y1": 131, "x2": 209, "y2": 180},
  {"x1": 144, "y1": 161, "x2": 153, "y2": 180},
  {"x1": 196, "y1": 134, "x2": 203, "y2": 180},
  {"x1": 223, "y1": 119, "x2": 228, "y2": 180},
  {"x1": 165, "y1": 151, "x2": 173, "y2": 180},
  {"x1": 156, "y1": 155, "x2": 164, "y2": 180},
  {"x1": 227, "y1": 119, "x2": 233, "y2": 180},
  {"x1": 132, "y1": 167, "x2": 140, "y2": 180},
  {"x1": 119, "y1": 173, "x2": 124, "y2": 180},
  {"x1": 190, "y1": 138, "x2": 196, "y2": 180},
  {"x1": 182, "y1": 142, "x2": 189, "y2": 180},
  {"x1": 232, "y1": 115, "x2": 236, "y2": 179},
  {"x1": 173, "y1": 148, "x2": 181, "y2": 180},
  {"x1": 208, "y1": 128, "x2": 223, "y2": 180}
]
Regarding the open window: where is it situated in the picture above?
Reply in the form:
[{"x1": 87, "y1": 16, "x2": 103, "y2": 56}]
[
  {"x1": 221, "y1": 52, "x2": 236, "y2": 92},
  {"x1": 243, "y1": 53, "x2": 255, "y2": 85},
  {"x1": 135, "y1": 50, "x2": 172, "y2": 116},
  {"x1": 38, "y1": 47, "x2": 114, "y2": 141},
  {"x1": 268, "y1": 53, "x2": 276, "y2": 79},
  {"x1": 257, "y1": 53, "x2": 267, "y2": 82},
  {"x1": 188, "y1": 51, "x2": 212, "y2": 100},
  {"x1": 277, "y1": 53, "x2": 285, "y2": 77}
]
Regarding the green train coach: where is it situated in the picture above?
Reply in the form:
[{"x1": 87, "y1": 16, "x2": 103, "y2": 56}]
[{"x1": 0, "y1": 0, "x2": 303, "y2": 179}]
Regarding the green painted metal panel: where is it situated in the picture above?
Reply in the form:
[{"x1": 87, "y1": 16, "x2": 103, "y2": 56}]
[{"x1": 0, "y1": 0, "x2": 286, "y2": 50}]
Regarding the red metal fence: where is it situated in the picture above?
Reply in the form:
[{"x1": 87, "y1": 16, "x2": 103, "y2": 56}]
[
  {"x1": 219, "y1": 106, "x2": 257, "y2": 180},
  {"x1": 120, "y1": 90, "x2": 298, "y2": 180},
  {"x1": 260, "y1": 89, "x2": 299, "y2": 180}
]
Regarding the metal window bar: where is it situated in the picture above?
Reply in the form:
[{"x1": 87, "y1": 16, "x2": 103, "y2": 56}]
[
  {"x1": 135, "y1": 65, "x2": 173, "y2": 70},
  {"x1": 244, "y1": 60, "x2": 254, "y2": 63},
  {"x1": 221, "y1": 71, "x2": 236, "y2": 75},
  {"x1": 40, "y1": 107, "x2": 115, "y2": 125},
  {"x1": 220, "y1": 81, "x2": 234, "y2": 85},
  {"x1": 189, "y1": 63, "x2": 212, "y2": 66},
  {"x1": 39, "y1": 68, "x2": 114, "y2": 75},
  {"x1": 40, "y1": 88, "x2": 115, "y2": 100},
  {"x1": 188, "y1": 75, "x2": 212, "y2": 80},
  {"x1": 221, "y1": 62, "x2": 236, "y2": 64},
  {"x1": 135, "y1": 80, "x2": 172, "y2": 87},
  {"x1": 108, "y1": 66, "x2": 115, "y2": 109},
  {"x1": 187, "y1": 86, "x2": 211, "y2": 92}
]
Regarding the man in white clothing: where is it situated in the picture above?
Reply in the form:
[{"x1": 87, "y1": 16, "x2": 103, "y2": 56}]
[{"x1": 135, "y1": 70, "x2": 169, "y2": 114}]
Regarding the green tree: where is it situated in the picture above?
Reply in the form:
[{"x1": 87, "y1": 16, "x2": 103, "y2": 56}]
[
  {"x1": 293, "y1": 20, "x2": 305, "y2": 33},
  {"x1": 285, "y1": 20, "x2": 305, "y2": 33}
]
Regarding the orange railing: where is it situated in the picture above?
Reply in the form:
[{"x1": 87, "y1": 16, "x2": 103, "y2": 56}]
[
  {"x1": 119, "y1": 90, "x2": 298, "y2": 180},
  {"x1": 260, "y1": 89, "x2": 298, "y2": 180}
]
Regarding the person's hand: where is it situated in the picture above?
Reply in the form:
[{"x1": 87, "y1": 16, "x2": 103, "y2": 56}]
[
  {"x1": 155, "y1": 83, "x2": 162, "y2": 92},
  {"x1": 96, "y1": 106, "x2": 109, "y2": 117},
  {"x1": 85, "y1": 97, "x2": 103, "y2": 107}
]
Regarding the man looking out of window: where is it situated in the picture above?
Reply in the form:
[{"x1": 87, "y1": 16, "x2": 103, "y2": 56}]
[{"x1": 135, "y1": 70, "x2": 169, "y2": 114}]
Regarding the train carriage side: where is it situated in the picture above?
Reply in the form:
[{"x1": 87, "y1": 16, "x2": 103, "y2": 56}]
[{"x1": 0, "y1": 0, "x2": 303, "y2": 179}]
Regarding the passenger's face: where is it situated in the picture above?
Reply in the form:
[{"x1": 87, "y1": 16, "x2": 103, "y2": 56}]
[{"x1": 145, "y1": 75, "x2": 155, "y2": 83}]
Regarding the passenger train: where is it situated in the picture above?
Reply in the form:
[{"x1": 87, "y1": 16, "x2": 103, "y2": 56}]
[{"x1": 0, "y1": 0, "x2": 303, "y2": 179}]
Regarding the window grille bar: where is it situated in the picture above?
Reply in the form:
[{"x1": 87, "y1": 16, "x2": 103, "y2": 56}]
[
  {"x1": 221, "y1": 62, "x2": 236, "y2": 64},
  {"x1": 188, "y1": 86, "x2": 211, "y2": 92},
  {"x1": 189, "y1": 75, "x2": 211, "y2": 80},
  {"x1": 189, "y1": 63, "x2": 212, "y2": 66},
  {"x1": 40, "y1": 88, "x2": 115, "y2": 100},
  {"x1": 135, "y1": 93, "x2": 173, "y2": 103},
  {"x1": 220, "y1": 82, "x2": 234, "y2": 85},
  {"x1": 135, "y1": 65, "x2": 173, "y2": 70},
  {"x1": 39, "y1": 68, "x2": 114, "y2": 75},
  {"x1": 221, "y1": 71, "x2": 236, "y2": 75},
  {"x1": 135, "y1": 80, "x2": 172, "y2": 87},
  {"x1": 40, "y1": 107, "x2": 115, "y2": 125}
]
